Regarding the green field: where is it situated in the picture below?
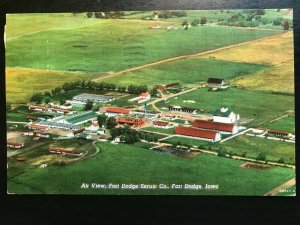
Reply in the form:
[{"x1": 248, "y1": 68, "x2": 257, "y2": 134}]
[
  {"x1": 156, "y1": 88, "x2": 294, "y2": 127},
  {"x1": 7, "y1": 142, "x2": 294, "y2": 195},
  {"x1": 162, "y1": 136, "x2": 212, "y2": 147},
  {"x1": 216, "y1": 135, "x2": 295, "y2": 164},
  {"x1": 6, "y1": 18, "x2": 282, "y2": 72},
  {"x1": 104, "y1": 58, "x2": 267, "y2": 87},
  {"x1": 264, "y1": 115, "x2": 295, "y2": 133},
  {"x1": 141, "y1": 127, "x2": 175, "y2": 135},
  {"x1": 276, "y1": 185, "x2": 296, "y2": 196}
]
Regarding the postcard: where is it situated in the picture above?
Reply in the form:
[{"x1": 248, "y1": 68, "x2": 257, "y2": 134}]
[{"x1": 6, "y1": 10, "x2": 295, "y2": 196}]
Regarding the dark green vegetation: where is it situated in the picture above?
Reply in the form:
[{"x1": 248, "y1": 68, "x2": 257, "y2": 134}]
[
  {"x1": 7, "y1": 142, "x2": 294, "y2": 195},
  {"x1": 156, "y1": 88, "x2": 294, "y2": 127},
  {"x1": 264, "y1": 115, "x2": 295, "y2": 133},
  {"x1": 105, "y1": 58, "x2": 267, "y2": 87},
  {"x1": 215, "y1": 135, "x2": 295, "y2": 164},
  {"x1": 6, "y1": 19, "x2": 282, "y2": 72},
  {"x1": 162, "y1": 136, "x2": 211, "y2": 147}
]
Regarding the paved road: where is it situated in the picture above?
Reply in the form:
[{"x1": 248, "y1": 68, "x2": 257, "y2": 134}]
[
  {"x1": 264, "y1": 178, "x2": 296, "y2": 196},
  {"x1": 219, "y1": 128, "x2": 251, "y2": 143}
]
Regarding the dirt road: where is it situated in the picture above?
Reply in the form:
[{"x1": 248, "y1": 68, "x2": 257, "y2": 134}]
[
  {"x1": 264, "y1": 178, "x2": 296, "y2": 196},
  {"x1": 92, "y1": 32, "x2": 289, "y2": 82}
]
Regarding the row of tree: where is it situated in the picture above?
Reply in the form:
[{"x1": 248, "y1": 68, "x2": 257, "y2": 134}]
[
  {"x1": 86, "y1": 11, "x2": 125, "y2": 19},
  {"x1": 97, "y1": 114, "x2": 117, "y2": 129},
  {"x1": 154, "y1": 10, "x2": 187, "y2": 19},
  {"x1": 110, "y1": 126, "x2": 159, "y2": 144},
  {"x1": 30, "y1": 80, "x2": 151, "y2": 104}
]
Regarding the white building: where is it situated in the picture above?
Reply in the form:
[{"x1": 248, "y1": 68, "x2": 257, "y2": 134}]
[{"x1": 213, "y1": 107, "x2": 239, "y2": 124}]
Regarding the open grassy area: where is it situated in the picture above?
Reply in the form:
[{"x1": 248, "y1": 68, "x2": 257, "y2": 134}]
[
  {"x1": 217, "y1": 135, "x2": 295, "y2": 164},
  {"x1": 276, "y1": 185, "x2": 296, "y2": 196},
  {"x1": 156, "y1": 87, "x2": 294, "y2": 127},
  {"x1": 264, "y1": 115, "x2": 295, "y2": 133},
  {"x1": 6, "y1": 67, "x2": 97, "y2": 104},
  {"x1": 162, "y1": 136, "x2": 212, "y2": 147},
  {"x1": 7, "y1": 141, "x2": 294, "y2": 195},
  {"x1": 141, "y1": 127, "x2": 175, "y2": 135},
  {"x1": 6, "y1": 18, "x2": 281, "y2": 72},
  {"x1": 104, "y1": 58, "x2": 267, "y2": 87}
]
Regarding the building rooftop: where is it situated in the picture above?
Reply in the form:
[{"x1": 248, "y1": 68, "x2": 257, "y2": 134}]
[
  {"x1": 192, "y1": 120, "x2": 234, "y2": 132},
  {"x1": 106, "y1": 107, "x2": 131, "y2": 114},
  {"x1": 73, "y1": 93, "x2": 112, "y2": 102},
  {"x1": 175, "y1": 126, "x2": 217, "y2": 139},
  {"x1": 213, "y1": 108, "x2": 232, "y2": 117}
]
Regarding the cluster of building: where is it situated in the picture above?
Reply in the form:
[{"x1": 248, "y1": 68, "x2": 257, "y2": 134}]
[
  {"x1": 49, "y1": 148, "x2": 83, "y2": 156},
  {"x1": 174, "y1": 107, "x2": 239, "y2": 142},
  {"x1": 207, "y1": 78, "x2": 228, "y2": 90},
  {"x1": 7, "y1": 142, "x2": 24, "y2": 149},
  {"x1": 29, "y1": 104, "x2": 74, "y2": 115},
  {"x1": 128, "y1": 92, "x2": 151, "y2": 104},
  {"x1": 73, "y1": 93, "x2": 114, "y2": 103}
]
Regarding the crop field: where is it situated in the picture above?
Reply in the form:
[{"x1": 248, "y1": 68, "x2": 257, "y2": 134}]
[
  {"x1": 264, "y1": 115, "x2": 295, "y2": 133},
  {"x1": 156, "y1": 87, "x2": 294, "y2": 127},
  {"x1": 6, "y1": 67, "x2": 97, "y2": 103},
  {"x1": 200, "y1": 32, "x2": 293, "y2": 65},
  {"x1": 216, "y1": 135, "x2": 295, "y2": 164},
  {"x1": 231, "y1": 60, "x2": 294, "y2": 94},
  {"x1": 7, "y1": 142, "x2": 294, "y2": 195},
  {"x1": 6, "y1": 18, "x2": 282, "y2": 73},
  {"x1": 104, "y1": 58, "x2": 268, "y2": 87}
]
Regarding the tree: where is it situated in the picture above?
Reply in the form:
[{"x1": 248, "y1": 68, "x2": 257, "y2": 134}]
[
  {"x1": 217, "y1": 147, "x2": 226, "y2": 157},
  {"x1": 191, "y1": 19, "x2": 200, "y2": 26},
  {"x1": 278, "y1": 158, "x2": 284, "y2": 164},
  {"x1": 182, "y1": 20, "x2": 188, "y2": 27},
  {"x1": 150, "y1": 88, "x2": 158, "y2": 96},
  {"x1": 44, "y1": 91, "x2": 51, "y2": 97},
  {"x1": 84, "y1": 100, "x2": 93, "y2": 111},
  {"x1": 30, "y1": 93, "x2": 43, "y2": 104},
  {"x1": 87, "y1": 12, "x2": 93, "y2": 18},
  {"x1": 282, "y1": 20, "x2": 290, "y2": 30},
  {"x1": 97, "y1": 114, "x2": 107, "y2": 127},
  {"x1": 60, "y1": 99, "x2": 66, "y2": 105},
  {"x1": 106, "y1": 117, "x2": 117, "y2": 129},
  {"x1": 44, "y1": 97, "x2": 51, "y2": 104},
  {"x1": 256, "y1": 153, "x2": 266, "y2": 161},
  {"x1": 200, "y1": 17, "x2": 207, "y2": 25}
]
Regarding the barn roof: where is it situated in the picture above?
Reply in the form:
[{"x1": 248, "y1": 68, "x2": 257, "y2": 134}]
[
  {"x1": 106, "y1": 107, "x2": 131, "y2": 114},
  {"x1": 207, "y1": 78, "x2": 224, "y2": 84},
  {"x1": 175, "y1": 126, "x2": 217, "y2": 139},
  {"x1": 153, "y1": 121, "x2": 169, "y2": 126},
  {"x1": 192, "y1": 120, "x2": 234, "y2": 132}
]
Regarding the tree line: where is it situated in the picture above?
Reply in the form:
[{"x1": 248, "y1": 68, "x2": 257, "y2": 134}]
[{"x1": 30, "y1": 80, "x2": 151, "y2": 104}]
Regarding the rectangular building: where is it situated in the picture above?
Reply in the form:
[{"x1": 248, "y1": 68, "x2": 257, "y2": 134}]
[
  {"x1": 175, "y1": 126, "x2": 221, "y2": 142},
  {"x1": 116, "y1": 116, "x2": 147, "y2": 128},
  {"x1": 73, "y1": 93, "x2": 114, "y2": 103},
  {"x1": 192, "y1": 120, "x2": 238, "y2": 134}
]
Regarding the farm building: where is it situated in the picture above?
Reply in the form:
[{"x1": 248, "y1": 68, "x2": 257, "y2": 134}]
[
  {"x1": 192, "y1": 120, "x2": 238, "y2": 134},
  {"x1": 29, "y1": 104, "x2": 74, "y2": 115},
  {"x1": 207, "y1": 78, "x2": 225, "y2": 87},
  {"x1": 66, "y1": 111, "x2": 98, "y2": 125},
  {"x1": 105, "y1": 107, "x2": 131, "y2": 117},
  {"x1": 153, "y1": 121, "x2": 173, "y2": 129},
  {"x1": 28, "y1": 124, "x2": 49, "y2": 130},
  {"x1": 213, "y1": 107, "x2": 239, "y2": 124},
  {"x1": 49, "y1": 148, "x2": 83, "y2": 156},
  {"x1": 73, "y1": 93, "x2": 114, "y2": 103},
  {"x1": 129, "y1": 92, "x2": 151, "y2": 104},
  {"x1": 174, "y1": 126, "x2": 221, "y2": 142},
  {"x1": 116, "y1": 116, "x2": 147, "y2": 128},
  {"x1": 73, "y1": 128, "x2": 86, "y2": 136},
  {"x1": 26, "y1": 115, "x2": 39, "y2": 121},
  {"x1": 168, "y1": 105, "x2": 198, "y2": 114},
  {"x1": 267, "y1": 130, "x2": 293, "y2": 137},
  {"x1": 33, "y1": 121, "x2": 81, "y2": 131},
  {"x1": 7, "y1": 142, "x2": 24, "y2": 149}
]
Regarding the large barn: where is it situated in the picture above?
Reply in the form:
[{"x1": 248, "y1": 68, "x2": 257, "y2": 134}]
[
  {"x1": 213, "y1": 107, "x2": 239, "y2": 124},
  {"x1": 192, "y1": 119, "x2": 238, "y2": 134},
  {"x1": 174, "y1": 126, "x2": 221, "y2": 142}
]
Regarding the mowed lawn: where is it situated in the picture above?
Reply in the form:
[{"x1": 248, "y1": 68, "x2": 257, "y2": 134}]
[
  {"x1": 6, "y1": 67, "x2": 97, "y2": 103},
  {"x1": 162, "y1": 136, "x2": 212, "y2": 147},
  {"x1": 141, "y1": 127, "x2": 175, "y2": 135},
  {"x1": 6, "y1": 18, "x2": 282, "y2": 72},
  {"x1": 104, "y1": 58, "x2": 267, "y2": 87},
  {"x1": 264, "y1": 115, "x2": 295, "y2": 133},
  {"x1": 7, "y1": 142, "x2": 294, "y2": 195},
  {"x1": 216, "y1": 135, "x2": 295, "y2": 164},
  {"x1": 156, "y1": 88, "x2": 294, "y2": 127}
]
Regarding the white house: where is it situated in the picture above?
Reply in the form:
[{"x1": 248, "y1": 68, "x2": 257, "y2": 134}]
[{"x1": 213, "y1": 107, "x2": 239, "y2": 124}]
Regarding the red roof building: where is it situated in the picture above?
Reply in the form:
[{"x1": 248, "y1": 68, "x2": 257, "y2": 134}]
[
  {"x1": 116, "y1": 116, "x2": 147, "y2": 127},
  {"x1": 49, "y1": 148, "x2": 82, "y2": 156},
  {"x1": 192, "y1": 120, "x2": 238, "y2": 134},
  {"x1": 106, "y1": 107, "x2": 131, "y2": 115},
  {"x1": 73, "y1": 128, "x2": 85, "y2": 135},
  {"x1": 28, "y1": 124, "x2": 49, "y2": 130},
  {"x1": 7, "y1": 142, "x2": 24, "y2": 148},
  {"x1": 175, "y1": 126, "x2": 221, "y2": 142}
]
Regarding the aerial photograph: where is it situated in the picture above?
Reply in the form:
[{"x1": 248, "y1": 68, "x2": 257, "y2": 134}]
[{"x1": 6, "y1": 9, "x2": 295, "y2": 195}]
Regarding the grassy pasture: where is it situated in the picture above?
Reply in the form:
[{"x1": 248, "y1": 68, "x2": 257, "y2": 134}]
[
  {"x1": 216, "y1": 135, "x2": 295, "y2": 164},
  {"x1": 6, "y1": 19, "x2": 282, "y2": 72},
  {"x1": 200, "y1": 32, "x2": 293, "y2": 65},
  {"x1": 6, "y1": 67, "x2": 97, "y2": 104},
  {"x1": 104, "y1": 58, "x2": 267, "y2": 87},
  {"x1": 264, "y1": 115, "x2": 295, "y2": 133},
  {"x1": 156, "y1": 88, "x2": 294, "y2": 127},
  {"x1": 6, "y1": 13, "x2": 101, "y2": 40},
  {"x1": 162, "y1": 136, "x2": 212, "y2": 147},
  {"x1": 7, "y1": 142, "x2": 294, "y2": 195},
  {"x1": 141, "y1": 127, "x2": 175, "y2": 135}
]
